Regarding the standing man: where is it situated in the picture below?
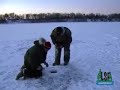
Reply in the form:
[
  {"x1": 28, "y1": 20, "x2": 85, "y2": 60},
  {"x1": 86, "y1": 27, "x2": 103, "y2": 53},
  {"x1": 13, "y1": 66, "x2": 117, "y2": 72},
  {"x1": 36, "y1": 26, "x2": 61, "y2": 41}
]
[
  {"x1": 50, "y1": 26, "x2": 72, "y2": 66},
  {"x1": 16, "y1": 37, "x2": 51, "y2": 80}
]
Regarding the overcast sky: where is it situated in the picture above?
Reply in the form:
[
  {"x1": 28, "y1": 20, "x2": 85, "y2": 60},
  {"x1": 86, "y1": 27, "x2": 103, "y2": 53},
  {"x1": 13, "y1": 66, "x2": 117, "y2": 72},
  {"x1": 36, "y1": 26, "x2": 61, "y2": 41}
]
[{"x1": 0, "y1": 0, "x2": 120, "y2": 14}]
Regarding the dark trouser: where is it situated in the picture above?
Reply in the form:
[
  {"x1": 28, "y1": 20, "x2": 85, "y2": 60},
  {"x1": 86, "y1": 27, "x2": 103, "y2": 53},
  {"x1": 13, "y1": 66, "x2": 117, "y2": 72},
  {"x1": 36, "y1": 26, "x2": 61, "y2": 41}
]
[
  {"x1": 54, "y1": 44, "x2": 70, "y2": 64},
  {"x1": 23, "y1": 68, "x2": 42, "y2": 78},
  {"x1": 16, "y1": 65, "x2": 42, "y2": 80},
  {"x1": 24, "y1": 65, "x2": 43, "y2": 77}
]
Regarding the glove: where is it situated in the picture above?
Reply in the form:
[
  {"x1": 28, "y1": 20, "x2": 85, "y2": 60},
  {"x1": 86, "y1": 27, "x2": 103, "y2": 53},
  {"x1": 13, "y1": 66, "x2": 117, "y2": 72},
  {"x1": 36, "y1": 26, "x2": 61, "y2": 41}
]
[{"x1": 44, "y1": 62, "x2": 49, "y2": 67}]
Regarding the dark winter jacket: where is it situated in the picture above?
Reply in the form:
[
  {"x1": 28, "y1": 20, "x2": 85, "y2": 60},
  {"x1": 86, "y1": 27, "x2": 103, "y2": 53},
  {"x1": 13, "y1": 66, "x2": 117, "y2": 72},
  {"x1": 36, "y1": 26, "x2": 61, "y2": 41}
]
[
  {"x1": 24, "y1": 40, "x2": 47, "y2": 70},
  {"x1": 50, "y1": 27, "x2": 72, "y2": 46}
]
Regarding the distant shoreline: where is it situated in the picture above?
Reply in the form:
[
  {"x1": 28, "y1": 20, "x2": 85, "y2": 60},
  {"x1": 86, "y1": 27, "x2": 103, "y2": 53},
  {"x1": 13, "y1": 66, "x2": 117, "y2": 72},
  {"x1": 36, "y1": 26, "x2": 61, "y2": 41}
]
[{"x1": 0, "y1": 13, "x2": 120, "y2": 24}]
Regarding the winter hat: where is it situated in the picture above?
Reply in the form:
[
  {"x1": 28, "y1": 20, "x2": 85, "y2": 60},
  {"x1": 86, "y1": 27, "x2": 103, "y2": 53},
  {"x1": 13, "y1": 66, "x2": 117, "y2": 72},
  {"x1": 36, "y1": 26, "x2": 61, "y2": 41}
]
[
  {"x1": 56, "y1": 27, "x2": 63, "y2": 35},
  {"x1": 39, "y1": 37, "x2": 46, "y2": 45},
  {"x1": 44, "y1": 41, "x2": 51, "y2": 49}
]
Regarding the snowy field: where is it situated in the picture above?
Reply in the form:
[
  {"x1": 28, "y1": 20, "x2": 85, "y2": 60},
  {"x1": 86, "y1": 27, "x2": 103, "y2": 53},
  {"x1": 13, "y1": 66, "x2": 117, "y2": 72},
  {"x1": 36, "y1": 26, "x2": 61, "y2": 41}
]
[{"x1": 0, "y1": 22, "x2": 120, "y2": 90}]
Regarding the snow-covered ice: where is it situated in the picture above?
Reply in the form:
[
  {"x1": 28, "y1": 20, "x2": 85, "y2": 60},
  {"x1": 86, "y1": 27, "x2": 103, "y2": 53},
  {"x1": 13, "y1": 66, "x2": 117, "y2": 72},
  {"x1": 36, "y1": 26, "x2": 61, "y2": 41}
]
[{"x1": 0, "y1": 22, "x2": 120, "y2": 90}]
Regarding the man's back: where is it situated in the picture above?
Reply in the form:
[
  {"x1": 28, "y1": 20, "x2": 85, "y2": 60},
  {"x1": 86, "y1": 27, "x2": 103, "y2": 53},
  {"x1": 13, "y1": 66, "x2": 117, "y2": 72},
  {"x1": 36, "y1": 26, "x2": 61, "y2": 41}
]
[
  {"x1": 51, "y1": 26, "x2": 72, "y2": 45},
  {"x1": 24, "y1": 41, "x2": 46, "y2": 69}
]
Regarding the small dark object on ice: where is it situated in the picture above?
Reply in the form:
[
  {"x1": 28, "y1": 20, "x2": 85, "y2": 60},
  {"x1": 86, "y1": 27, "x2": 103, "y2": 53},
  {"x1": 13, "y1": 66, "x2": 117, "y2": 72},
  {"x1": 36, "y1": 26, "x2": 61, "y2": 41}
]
[{"x1": 50, "y1": 70, "x2": 57, "y2": 73}]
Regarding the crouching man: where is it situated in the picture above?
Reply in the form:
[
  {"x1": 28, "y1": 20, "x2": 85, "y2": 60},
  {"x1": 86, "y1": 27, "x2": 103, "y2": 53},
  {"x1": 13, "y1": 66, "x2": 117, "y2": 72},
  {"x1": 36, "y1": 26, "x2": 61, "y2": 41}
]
[{"x1": 16, "y1": 38, "x2": 51, "y2": 80}]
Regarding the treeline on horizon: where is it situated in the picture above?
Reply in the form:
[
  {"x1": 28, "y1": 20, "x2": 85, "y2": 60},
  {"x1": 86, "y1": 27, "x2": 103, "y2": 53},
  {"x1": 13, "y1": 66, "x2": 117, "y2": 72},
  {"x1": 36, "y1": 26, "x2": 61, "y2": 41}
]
[{"x1": 0, "y1": 12, "x2": 120, "y2": 23}]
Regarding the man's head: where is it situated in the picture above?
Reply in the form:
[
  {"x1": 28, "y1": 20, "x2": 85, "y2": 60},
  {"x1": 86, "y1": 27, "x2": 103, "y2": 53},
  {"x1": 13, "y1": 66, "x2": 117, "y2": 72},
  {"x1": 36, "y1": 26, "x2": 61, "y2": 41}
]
[
  {"x1": 39, "y1": 37, "x2": 46, "y2": 45},
  {"x1": 56, "y1": 27, "x2": 63, "y2": 36}
]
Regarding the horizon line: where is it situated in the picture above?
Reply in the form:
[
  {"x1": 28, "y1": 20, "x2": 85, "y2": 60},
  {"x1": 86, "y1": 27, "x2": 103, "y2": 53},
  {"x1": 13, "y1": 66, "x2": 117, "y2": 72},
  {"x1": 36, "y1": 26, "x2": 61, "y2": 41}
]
[{"x1": 0, "y1": 12, "x2": 120, "y2": 15}]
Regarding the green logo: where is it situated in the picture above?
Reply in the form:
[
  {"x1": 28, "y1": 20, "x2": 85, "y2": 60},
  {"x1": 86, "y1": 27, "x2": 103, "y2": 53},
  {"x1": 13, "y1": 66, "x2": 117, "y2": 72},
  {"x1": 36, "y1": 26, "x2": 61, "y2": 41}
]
[{"x1": 96, "y1": 69, "x2": 114, "y2": 85}]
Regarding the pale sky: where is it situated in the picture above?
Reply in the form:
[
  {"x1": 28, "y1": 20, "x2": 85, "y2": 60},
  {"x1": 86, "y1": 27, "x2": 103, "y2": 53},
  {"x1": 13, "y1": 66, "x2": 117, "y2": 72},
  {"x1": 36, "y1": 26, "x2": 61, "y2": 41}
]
[{"x1": 0, "y1": 0, "x2": 120, "y2": 14}]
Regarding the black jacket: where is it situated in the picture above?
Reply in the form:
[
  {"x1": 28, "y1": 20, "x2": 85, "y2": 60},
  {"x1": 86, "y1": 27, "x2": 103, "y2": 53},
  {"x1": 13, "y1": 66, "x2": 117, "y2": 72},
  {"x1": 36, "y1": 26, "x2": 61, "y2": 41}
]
[
  {"x1": 24, "y1": 40, "x2": 47, "y2": 70},
  {"x1": 50, "y1": 27, "x2": 72, "y2": 46}
]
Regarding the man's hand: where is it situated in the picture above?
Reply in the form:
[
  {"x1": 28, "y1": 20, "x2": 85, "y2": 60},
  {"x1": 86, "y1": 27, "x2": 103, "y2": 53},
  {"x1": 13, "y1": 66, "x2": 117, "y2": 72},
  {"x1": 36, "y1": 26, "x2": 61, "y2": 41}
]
[{"x1": 44, "y1": 62, "x2": 49, "y2": 67}]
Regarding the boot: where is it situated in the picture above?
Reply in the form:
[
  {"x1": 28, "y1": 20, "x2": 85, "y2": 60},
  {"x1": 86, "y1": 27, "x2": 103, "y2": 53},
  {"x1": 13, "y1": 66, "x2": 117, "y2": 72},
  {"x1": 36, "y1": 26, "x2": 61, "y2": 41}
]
[
  {"x1": 53, "y1": 63, "x2": 60, "y2": 66},
  {"x1": 16, "y1": 71, "x2": 24, "y2": 80}
]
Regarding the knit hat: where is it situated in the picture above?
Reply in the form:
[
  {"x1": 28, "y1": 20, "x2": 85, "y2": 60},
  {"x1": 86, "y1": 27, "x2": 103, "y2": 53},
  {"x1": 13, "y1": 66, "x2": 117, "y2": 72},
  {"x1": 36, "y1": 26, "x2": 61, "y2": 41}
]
[
  {"x1": 44, "y1": 41, "x2": 51, "y2": 49},
  {"x1": 39, "y1": 37, "x2": 46, "y2": 45},
  {"x1": 56, "y1": 27, "x2": 63, "y2": 35}
]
